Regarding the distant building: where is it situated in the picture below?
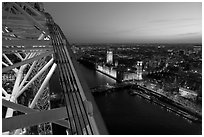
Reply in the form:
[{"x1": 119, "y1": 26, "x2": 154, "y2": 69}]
[
  {"x1": 97, "y1": 65, "x2": 117, "y2": 79},
  {"x1": 136, "y1": 61, "x2": 143, "y2": 80},
  {"x1": 114, "y1": 60, "x2": 118, "y2": 67},
  {"x1": 106, "y1": 50, "x2": 113, "y2": 64},
  {"x1": 123, "y1": 72, "x2": 138, "y2": 81},
  {"x1": 179, "y1": 87, "x2": 198, "y2": 101}
]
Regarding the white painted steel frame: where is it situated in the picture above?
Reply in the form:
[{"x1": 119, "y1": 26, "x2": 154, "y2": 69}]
[
  {"x1": 16, "y1": 57, "x2": 54, "y2": 98},
  {"x1": 2, "y1": 54, "x2": 56, "y2": 134},
  {"x1": 2, "y1": 2, "x2": 61, "y2": 135}
]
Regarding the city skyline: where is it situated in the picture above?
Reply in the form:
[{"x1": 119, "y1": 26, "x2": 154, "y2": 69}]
[{"x1": 44, "y1": 2, "x2": 202, "y2": 44}]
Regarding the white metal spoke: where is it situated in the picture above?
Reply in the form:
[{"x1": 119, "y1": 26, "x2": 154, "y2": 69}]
[
  {"x1": 3, "y1": 53, "x2": 14, "y2": 65},
  {"x1": 6, "y1": 74, "x2": 22, "y2": 117},
  {"x1": 11, "y1": 67, "x2": 24, "y2": 96},
  {"x1": 2, "y1": 88, "x2": 9, "y2": 96},
  {"x1": 30, "y1": 63, "x2": 57, "y2": 108},
  {"x1": 2, "y1": 61, "x2": 18, "y2": 73},
  {"x1": 14, "y1": 53, "x2": 24, "y2": 61},
  {"x1": 29, "y1": 52, "x2": 37, "y2": 59},
  {"x1": 5, "y1": 57, "x2": 32, "y2": 119},
  {"x1": 18, "y1": 60, "x2": 37, "y2": 90},
  {"x1": 24, "y1": 52, "x2": 31, "y2": 60},
  {"x1": 16, "y1": 58, "x2": 54, "y2": 98},
  {"x1": 4, "y1": 55, "x2": 54, "y2": 134},
  {"x1": 2, "y1": 61, "x2": 9, "y2": 67},
  {"x1": 2, "y1": 51, "x2": 54, "y2": 73},
  {"x1": 38, "y1": 33, "x2": 45, "y2": 40}
]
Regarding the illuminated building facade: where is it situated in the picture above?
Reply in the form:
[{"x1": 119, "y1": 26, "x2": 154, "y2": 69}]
[
  {"x1": 136, "y1": 61, "x2": 143, "y2": 80},
  {"x1": 123, "y1": 72, "x2": 138, "y2": 81},
  {"x1": 97, "y1": 65, "x2": 117, "y2": 79},
  {"x1": 179, "y1": 87, "x2": 198, "y2": 101},
  {"x1": 106, "y1": 50, "x2": 113, "y2": 64},
  {"x1": 115, "y1": 60, "x2": 118, "y2": 67}
]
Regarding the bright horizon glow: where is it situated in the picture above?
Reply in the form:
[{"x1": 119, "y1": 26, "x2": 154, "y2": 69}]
[{"x1": 44, "y1": 2, "x2": 202, "y2": 44}]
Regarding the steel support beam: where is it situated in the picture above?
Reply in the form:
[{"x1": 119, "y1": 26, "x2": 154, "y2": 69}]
[
  {"x1": 11, "y1": 3, "x2": 48, "y2": 35},
  {"x1": 22, "y1": 2, "x2": 44, "y2": 17},
  {"x1": 2, "y1": 40, "x2": 51, "y2": 47},
  {"x1": 3, "y1": 46, "x2": 53, "y2": 51},
  {"x1": 3, "y1": 99, "x2": 70, "y2": 128},
  {"x1": 2, "y1": 61, "x2": 9, "y2": 67},
  {"x1": 3, "y1": 53, "x2": 14, "y2": 65},
  {"x1": 3, "y1": 31, "x2": 26, "y2": 36},
  {"x1": 2, "y1": 49, "x2": 52, "y2": 54},
  {"x1": 3, "y1": 20, "x2": 41, "y2": 29},
  {"x1": 2, "y1": 107, "x2": 68, "y2": 132},
  {"x1": 2, "y1": 35, "x2": 21, "y2": 40},
  {"x1": 2, "y1": 61, "x2": 18, "y2": 73},
  {"x1": 2, "y1": 51, "x2": 53, "y2": 73},
  {"x1": 2, "y1": 99, "x2": 70, "y2": 128}
]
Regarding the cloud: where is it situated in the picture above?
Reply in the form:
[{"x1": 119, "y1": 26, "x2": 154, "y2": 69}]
[
  {"x1": 177, "y1": 32, "x2": 201, "y2": 36},
  {"x1": 150, "y1": 18, "x2": 200, "y2": 24}
]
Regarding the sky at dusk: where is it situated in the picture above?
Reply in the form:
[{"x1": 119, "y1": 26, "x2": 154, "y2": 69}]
[{"x1": 44, "y1": 2, "x2": 202, "y2": 44}]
